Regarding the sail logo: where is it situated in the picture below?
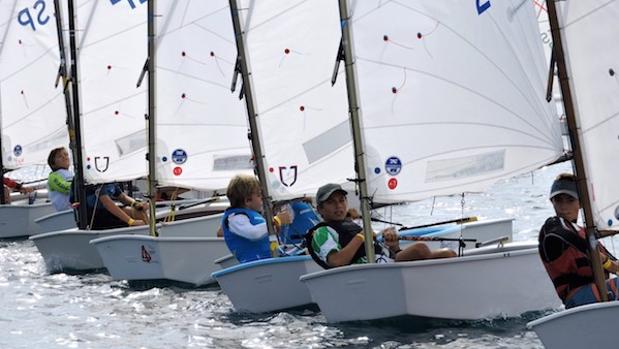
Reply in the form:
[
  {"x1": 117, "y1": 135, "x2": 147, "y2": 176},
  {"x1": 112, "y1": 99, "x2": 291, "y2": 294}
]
[
  {"x1": 171, "y1": 149, "x2": 187, "y2": 165},
  {"x1": 13, "y1": 145, "x2": 22, "y2": 157},
  {"x1": 279, "y1": 165, "x2": 298, "y2": 187},
  {"x1": 94, "y1": 156, "x2": 110, "y2": 173},
  {"x1": 110, "y1": 0, "x2": 147, "y2": 10},
  {"x1": 385, "y1": 156, "x2": 402, "y2": 176},
  {"x1": 17, "y1": 0, "x2": 50, "y2": 31},
  {"x1": 476, "y1": 0, "x2": 491, "y2": 15}
]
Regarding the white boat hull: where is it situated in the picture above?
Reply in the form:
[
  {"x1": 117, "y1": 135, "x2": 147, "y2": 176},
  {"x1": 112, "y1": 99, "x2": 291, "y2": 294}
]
[
  {"x1": 528, "y1": 301, "x2": 619, "y2": 349},
  {"x1": 212, "y1": 256, "x2": 321, "y2": 313},
  {"x1": 0, "y1": 201, "x2": 56, "y2": 238},
  {"x1": 300, "y1": 242, "x2": 561, "y2": 322},
  {"x1": 91, "y1": 235, "x2": 230, "y2": 286},
  {"x1": 30, "y1": 213, "x2": 222, "y2": 273},
  {"x1": 34, "y1": 209, "x2": 75, "y2": 234}
]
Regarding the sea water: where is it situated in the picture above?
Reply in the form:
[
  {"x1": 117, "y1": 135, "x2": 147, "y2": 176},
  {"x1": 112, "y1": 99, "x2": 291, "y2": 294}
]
[{"x1": 1, "y1": 162, "x2": 598, "y2": 348}]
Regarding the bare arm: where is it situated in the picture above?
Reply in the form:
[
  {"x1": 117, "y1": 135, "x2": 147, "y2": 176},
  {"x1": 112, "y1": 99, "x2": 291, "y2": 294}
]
[
  {"x1": 326, "y1": 234, "x2": 365, "y2": 267},
  {"x1": 100, "y1": 195, "x2": 133, "y2": 224}
]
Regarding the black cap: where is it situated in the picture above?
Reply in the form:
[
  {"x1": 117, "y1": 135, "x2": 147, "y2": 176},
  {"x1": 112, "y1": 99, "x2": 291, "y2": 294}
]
[{"x1": 316, "y1": 183, "x2": 347, "y2": 205}]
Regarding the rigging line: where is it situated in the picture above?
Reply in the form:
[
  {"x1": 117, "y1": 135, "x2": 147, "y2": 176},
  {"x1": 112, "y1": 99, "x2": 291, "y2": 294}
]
[
  {"x1": 19, "y1": 125, "x2": 67, "y2": 148},
  {"x1": 180, "y1": 0, "x2": 191, "y2": 28},
  {"x1": 157, "y1": 122, "x2": 247, "y2": 128},
  {"x1": 0, "y1": 0, "x2": 17, "y2": 59},
  {"x1": 79, "y1": 21, "x2": 145, "y2": 50},
  {"x1": 582, "y1": 111, "x2": 619, "y2": 134},
  {"x1": 363, "y1": 120, "x2": 560, "y2": 149},
  {"x1": 156, "y1": 66, "x2": 230, "y2": 90},
  {"x1": 81, "y1": 90, "x2": 146, "y2": 116},
  {"x1": 0, "y1": 47, "x2": 56, "y2": 82},
  {"x1": 191, "y1": 22, "x2": 235, "y2": 45},
  {"x1": 561, "y1": 0, "x2": 616, "y2": 29},
  {"x1": 1, "y1": 92, "x2": 64, "y2": 129},
  {"x1": 357, "y1": 56, "x2": 551, "y2": 143},
  {"x1": 244, "y1": 0, "x2": 309, "y2": 32},
  {"x1": 350, "y1": 0, "x2": 395, "y2": 24},
  {"x1": 487, "y1": 12, "x2": 557, "y2": 137},
  {"x1": 158, "y1": 5, "x2": 230, "y2": 41},
  {"x1": 389, "y1": 0, "x2": 550, "y2": 129},
  {"x1": 258, "y1": 76, "x2": 335, "y2": 116}
]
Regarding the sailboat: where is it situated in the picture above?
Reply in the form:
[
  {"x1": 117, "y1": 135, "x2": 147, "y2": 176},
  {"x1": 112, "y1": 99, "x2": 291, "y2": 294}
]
[
  {"x1": 527, "y1": 1, "x2": 619, "y2": 347},
  {"x1": 299, "y1": 0, "x2": 565, "y2": 322},
  {"x1": 90, "y1": 0, "x2": 254, "y2": 285},
  {"x1": 209, "y1": 0, "x2": 520, "y2": 314},
  {"x1": 0, "y1": 0, "x2": 70, "y2": 238}
]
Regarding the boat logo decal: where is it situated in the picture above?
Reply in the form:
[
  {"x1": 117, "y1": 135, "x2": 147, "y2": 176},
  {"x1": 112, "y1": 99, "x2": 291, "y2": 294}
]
[
  {"x1": 94, "y1": 156, "x2": 110, "y2": 173},
  {"x1": 13, "y1": 145, "x2": 22, "y2": 157},
  {"x1": 141, "y1": 245, "x2": 151, "y2": 263},
  {"x1": 385, "y1": 156, "x2": 402, "y2": 176},
  {"x1": 279, "y1": 165, "x2": 298, "y2": 187},
  {"x1": 476, "y1": 0, "x2": 491, "y2": 15},
  {"x1": 388, "y1": 177, "x2": 398, "y2": 190},
  {"x1": 171, "y1": 149, "x2": 187, "y2": 165}
]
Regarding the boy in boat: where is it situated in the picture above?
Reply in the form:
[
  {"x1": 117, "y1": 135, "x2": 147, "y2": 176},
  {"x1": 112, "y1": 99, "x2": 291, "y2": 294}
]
[
  {"x1": 83, "y1": 182, "x2": 149, "y2": 230},
  {"x1": 47, "y1": 147, "x2": 74, "y2": 211},
  {"x1": 307, "y1": 183, "x2": 456, "y2": 268},
  {"x1": 538, "y1": 173, "x2": 619, "y2": 309},
  {"x1": 221, "y1": 174, "x2": 292, "y2": 263}
]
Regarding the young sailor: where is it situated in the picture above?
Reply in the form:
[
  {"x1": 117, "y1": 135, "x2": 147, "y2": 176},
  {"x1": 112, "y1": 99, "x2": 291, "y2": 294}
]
[
  {"x1": 307, "y1": 183, "x2": 456, "y2": 268},
  {"x1": 47, "y1": 147, "x2": 74, "y2": 211},
  {"x1": 538, "y1": 173, "x2": 619, "y2": 308},
  {"x1": 221, "y1": 174, "x2": 292, "y2": 263}
]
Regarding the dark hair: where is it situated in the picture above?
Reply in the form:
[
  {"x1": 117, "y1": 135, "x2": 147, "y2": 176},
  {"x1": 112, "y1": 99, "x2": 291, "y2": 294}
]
[{"x1": 47, "y1": 147, "x2": 66, "y2": 171}]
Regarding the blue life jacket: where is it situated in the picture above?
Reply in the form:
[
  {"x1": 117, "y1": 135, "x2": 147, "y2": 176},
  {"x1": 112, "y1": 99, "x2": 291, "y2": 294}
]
[
  {"x1": 280, "y1": 201, "x2": 321, "y2": 244},
  {"x1": 222, "y1": 207, "x2": 271, "y2": 263}
]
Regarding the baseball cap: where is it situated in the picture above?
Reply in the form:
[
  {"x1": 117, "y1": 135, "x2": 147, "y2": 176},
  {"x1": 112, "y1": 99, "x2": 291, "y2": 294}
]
[
  {"x1": 550, "y1": 178, "x2": 579, "y2": 200},
  {"x1": 316, "y1": 183, "x2": 347, "y2": 205}
]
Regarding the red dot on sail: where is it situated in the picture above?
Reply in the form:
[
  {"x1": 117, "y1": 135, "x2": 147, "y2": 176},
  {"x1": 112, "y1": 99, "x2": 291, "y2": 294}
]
[
  {"x1": 269, "y1": 167, "x2": 274, "y2": 173},
  {"x1": 388, "y1": 178, "x2": 398, "y2": 190},
  {"x1": 284, "y1": 48, "x2": 290, "y2": 54},
  {"x1": 299, "y1": 106, "x2": 305, "y2": 112},
  {"x1": 181, "y1": 93, "x2": 186, "y2": 99},
  {"x1": 392, "y1": 87, "x2": 397, "y2": 94}
]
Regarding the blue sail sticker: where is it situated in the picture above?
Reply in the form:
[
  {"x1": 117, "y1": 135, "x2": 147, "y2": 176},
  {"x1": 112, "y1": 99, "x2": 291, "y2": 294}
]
[
  {"x1": 13, "y1": 145, "x2": 22, "y2": 157},
  {"x1": 476, "y1": 0, "x2": 491, "y2": 15},
  {"x1": 171, "y1": 149, "x2": 188, "y2": 165},
  {"x1": 385, "y1": 156, "x2": 402, "y2": 176}
]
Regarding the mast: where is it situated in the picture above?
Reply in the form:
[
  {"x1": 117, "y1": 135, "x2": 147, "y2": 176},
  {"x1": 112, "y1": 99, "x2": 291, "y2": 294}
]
[
  {"x1": 146, "y1": 0, "x2": 157, "y2": 236},
  {"x1": 546, "y1": 0, "x2": 608, "y2": 300},
  {"x1": 0, "y1": 0, "x2": 17, "y2": 205},
  {"x1": 228, "y1": 0, "x2": 276, "y2": 236},
  {"x1": 66, "y1": 0, "x2": 89, "y2": 229},
  {"x1": 337, "y1": 0, "x2": 375, "y2": 262}
]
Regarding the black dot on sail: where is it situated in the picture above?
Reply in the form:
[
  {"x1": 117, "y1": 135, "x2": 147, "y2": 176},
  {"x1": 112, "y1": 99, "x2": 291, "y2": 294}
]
[
  {"x1": 284, "y1": 48, "x2": 290, "y2": 54},
  {"x1": 210, "y1": 51, "x2": 215, "y2": 57},
  {"x1": 181, "y1": 51, "x2": 186, "y2": 57},
  {"x1": 609, "y1": 68, "x2": 615, "y2": 77},
  {"x1": 392, "y1": 87, "x2": 397, "y2": 94},
  {"x1": 114, "y1": 110, "x2": 119, "y2": 115},
  {"x1": 417, "y1": 32, "x2": 422, "y2": 39},
  {"x1": 299, "y1": 106, "x2": 305, "y2": 112},
  {"x1": 181, "y1": 93, "x2": 186, "y2": 99},
  {"x1": 383, "y1": 35, "x2": 389, "y2": 42},
  {"x1": 107, "y1": 65, "x2": 112, "y2": 70}
]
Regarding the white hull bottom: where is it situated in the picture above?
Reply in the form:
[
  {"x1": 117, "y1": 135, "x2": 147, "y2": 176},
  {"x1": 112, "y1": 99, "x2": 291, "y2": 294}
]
[
  {"x1": 212, "y1": 256, "x2": 321, "y2": 313},
  {"x1": 300, "y1": 242, "x2": 561, "y2": 322},
  {"x1": 91, "y1": 235, "x2": 230, "y2": 286},
  {"x1": 29, "y1": 213, "x2": 222, "y2": 273},
  {"x1": 528, "y1": 301, "x2": 619, "y2": 349},
  {"x1": 0, "y1": 201, "x2": 56, "y2": 238}
]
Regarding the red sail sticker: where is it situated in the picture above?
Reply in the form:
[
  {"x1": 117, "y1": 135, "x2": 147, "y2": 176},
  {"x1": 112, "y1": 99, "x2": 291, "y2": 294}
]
[
  {"x1": 173, "y1": 166, "x2": 182, "y2": 176},
  {"x1": 388, "y1": 178, "x2": 398, "y2": 190}
]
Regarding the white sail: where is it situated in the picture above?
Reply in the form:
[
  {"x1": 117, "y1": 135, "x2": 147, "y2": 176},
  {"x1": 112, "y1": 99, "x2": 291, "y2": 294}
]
[
  {"x1": 238, "y1": 0, "x2": 353, "y2": 200},
  {"x1": 0, "y1": 0, "x2": 68, "y2": 169},
  {"x1": 556, "y1": 1, "x2": 619, "y2": 230},
  {"x1": 75, "y1": 0, "x2": 147, "y2": 183},
  {"x1": 348, "y1": 0, "x2": 563, "y2": 203},
  {"x1": 154, "y1": 1, "x2": 252, "y2": 192}
]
